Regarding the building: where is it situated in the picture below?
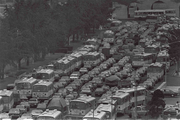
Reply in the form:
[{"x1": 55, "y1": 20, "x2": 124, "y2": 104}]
[{"x1": 112, "y1": 0, "x2": 180, "y2": 19}]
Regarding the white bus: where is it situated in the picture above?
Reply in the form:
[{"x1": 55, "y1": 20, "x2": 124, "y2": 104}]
[
  {"x1": 35, "y1": 69, "x2": 55, "y2": 82},
  {"x1": 37, "y1": 109, "x2": 62, "y2": 120},
  {"x1": 0, "y1": 89, "x2": 14, "y2": 112},
  {"x1": 32, "y1": 80, "x2": 54, "y2": 100},
  {"x1": 116, "y1": 86, "x2": 147, "y2": 106},
  {"x1": 83, "y1": 104, "x2": 117, "y2": 120},
  {"x1": 66, "y1": 95, "x2": 96, "y2": 119},
  {"x1": 14, "y1": 77, "x2": 38, "y2": 98},
  {"x1": 111, "y1": 92, "x2": 130, "y2": 114},
  {"x1": 135, "y1": 9, "x2": 176, "y2": 19}
]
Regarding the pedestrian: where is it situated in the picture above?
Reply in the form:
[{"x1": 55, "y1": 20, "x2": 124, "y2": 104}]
[{"x1": 176, "y1": 101, "x2": 180, "y2": 109}]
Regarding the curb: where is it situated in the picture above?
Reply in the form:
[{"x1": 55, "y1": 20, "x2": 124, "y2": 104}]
[{"x1": 156, "y1": 82, "x2": 166, "y2": 90}]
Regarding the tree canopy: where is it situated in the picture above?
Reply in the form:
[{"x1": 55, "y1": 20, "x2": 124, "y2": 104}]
[{"x1": 0, "y1": 0, "x2": 113, "y2": 78}]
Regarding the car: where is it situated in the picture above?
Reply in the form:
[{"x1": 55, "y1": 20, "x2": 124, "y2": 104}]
[
  {"x1": 6, "y1": 84, "x2": 15, "y2": 90},
  {"x1": 16, "y1": 105, "x2": 28, "y2": 114},
  {"x1": 80, "y1": 74, "x2": 91, "y2": 83},
  {"x1": 20, "y1": 101, "x2": 30, "y2": 111},
  {"x1": 161, "y1": 89, "x2": 178, "y2": 97},
  {"x1": 94, "y1": 88, "x2": 106, "y2": 97},
  {"x1": 128, "y1": 106, "x2": 148, "y2": 118},
  {"x1": 37, "y1": 102, "x2": 47, "y2": 111},
  {"x1": 29, "y1": 98, "x2": 39, "y2": 108},
  {"x1": 79, "y1": 67, "x2": 89, "y2": 74},
  {"x1": 31, "y1": 109, "x2": 43, "y2": 119},
  {"x1": 9, "y1": 108, "x2": 21, "y2": 119},
  {"x1": 70, "y1": 71, "x2": 81, "y2": 80}
]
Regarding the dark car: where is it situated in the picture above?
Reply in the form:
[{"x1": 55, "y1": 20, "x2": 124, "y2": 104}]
[
  {"x1": 9, "y1": 108, "x2": 21, "y2": 119},
  {"x1": 29, "y1": 98, "x2": 39, "y2": 108},
  {"x1": 161, "y1": 89, "x2": 178, "y2": 97},
  {"x1": 6, "y1": 84, "x2": 15, "y2": 90}
]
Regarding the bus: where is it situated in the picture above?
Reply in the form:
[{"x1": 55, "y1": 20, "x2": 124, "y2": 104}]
[
  {"x1": 0, "y1": 96, "x2": 3, "y2": 112},
  {"x1": 14, "y1": 77, "x2": 38, "y2": 98},
  {"x1": 147, "y1": 62, "x2": 165, "y2": 82},
  {"x1": 144, "y1": 44, "x2": 160, "y2": 55},
  {"x1": 66, "y1": 95, "x2": 97, "y2": 119},
  {"x1": 116, "y1": 86, "x2": 147, "y2": 106},
  {"x1": 35, "y1": 69, "x2": 55, "y2": 82},
  {"x1": 70, "y1": 53, "x2": 83, "y2": 69},
  {"x1": 135, "y1": 9, "x2": 165, "y2": 19},
  {"x1": 83, "y1": 52, "x2": 101, "y2": 68},
  {"x1": 132, "y1": 53, "x2": 155, "y2": 67},
  {"x1": 83, "y1": 104, "x2": 117, "y2": 120},
  {"x1": 111, "y1": 92, "x2": 130, "y2": 114},
  {"x1": 0, "y1": 89, "x2": 14, "y2": 112},
  {"x1": 103, "y1": 30, "x2": 115, "y2": 44},
  {"x1": 32, "y1": 80, "x2": 54, "y2": 100},
  {"x1": 37, "y1": 109, "x2": 62, "y2": 120},
  {"x1": 156, "y1": 50, "x2": 170, "y2": 71},
  {"x1": 134, "y1": 9, "x2": 176, "y2": 19}
]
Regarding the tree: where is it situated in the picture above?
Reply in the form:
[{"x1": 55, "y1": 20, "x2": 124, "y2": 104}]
[{"x1": 147, "y1": 89, "x2": 165, "y2": 118}]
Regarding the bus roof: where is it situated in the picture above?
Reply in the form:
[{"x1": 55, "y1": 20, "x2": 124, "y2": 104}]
[
  {"x1": 150, "y1": 62, "x2": 163, "y2": 67},
  {"x1": 34, "y1": 80, "x2": 52, "y2": 86},
  {"x1": 147, "y1": 44, "x2": 159, "y2": 48},
  {"x1": 83, "y1": 110, "x2": 106, "y2": 119},
  {"x1": 96, "y1": 104, "x2": 115, "y2": 113},
  {"x1": 18, "y1": 77, "x2": 37, "y2": 84},
  {"x1": 0, "y1": 89, "x2": 13, "y2": 96},
  {"x1": 37, "y1": 69, "x2": 54, "y2": 74},
  {"x1": 134, "y1": 53, "x2": 152, "y2": 56},
  {"x1": 117, "y1": 86, "x2": 146, "y2": 93},
  {"x1": 38, "y1": 109, "x2": 61, "y2": 118},
  {"x1": 112, "y1": 92, "x2": 129, "y2": 98},
  {"x1": 71, "y1": 95, "x2": 96, "y2": 103},
  {"x1": 135, "y1": 9, "x2": 165, "y2": 12}
]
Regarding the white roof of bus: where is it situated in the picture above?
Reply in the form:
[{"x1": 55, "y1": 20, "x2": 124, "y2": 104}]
[
  {"x1": 84, "y1": 110, "x2": 106, "y2": 119},
  {"x1": 37, "y1": 69, "x2": 54, "y2": 74},
  {"x1": 150, "y1": 62, "x2": 163, "y2": 67},
  {"x1": 71, "y1": 95, "x2": 96, "y2": 103},
  {"x1": 134, "y1": 53, "x2": 152, "y2": 56},
  {"x1": 112, "y1": 92, "x2": 129, "y2": 98},
  {"x1": 135, "y1": 9, "x2": 165, "y2": 12},
  {"x1": 38, "y1": 109, "x2": 61, "y2": 118},
  {"x1": 34, "y1": 80, "x2": 52, "y2": 86},
  {"x1": 147, "y1": 44, "x2": 159, "y2": 48},
  {"x1": 87, "y1": 38, "x2": 97, "y2": 42},
  {"x1": 18, "y1": 77, "x2": 37, "y2": 83},
  {"x1": 96, "y1": 104, "x2": 115, "y2": 113},
  {"x1": 0, "y1": 89, "x2": 13, "y2": 96},
  {"x1": 117, "y1": 86, "x2": 146, "y2": 93}
]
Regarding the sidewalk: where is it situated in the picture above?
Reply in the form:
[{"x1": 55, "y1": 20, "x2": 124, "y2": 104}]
[{"x1": 0, "y1": 41, "x2": 83, "y2": 90}]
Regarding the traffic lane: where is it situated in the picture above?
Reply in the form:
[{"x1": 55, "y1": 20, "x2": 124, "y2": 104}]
[{"x1": 164, "y1": 96, "x2": 180, "y2": 105}]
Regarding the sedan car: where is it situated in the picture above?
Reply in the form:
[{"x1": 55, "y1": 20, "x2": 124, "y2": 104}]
[
  {"x1": 128, "y1": 106, "x2": 148, "y2": 118},
  {"x1": 161, "y1": 89, "x2": 178, "y2": 97},
  {"x1": 79, "y1": 67, "x2": 89, "y2": 74},
  {"x1": 9, "y1": 108, "x2": 21, "y2": 119},
  {"x1": 16, "y1": 105, "x2": 28, "y2": 114},
  {"x1": 29, "y1": 98, "x2": 39, "y2": 108}
]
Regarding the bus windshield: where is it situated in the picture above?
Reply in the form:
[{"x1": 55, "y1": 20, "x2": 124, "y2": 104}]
[
  {"x1": 16, "y1": 82, "x2": 31, "y2": 89},
  {"x1": 33, "y1": 85, "x2": 48, "y2": 92},
  {"x1": 70, "y1": 101, "x2": 86, "y2": 109}
]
